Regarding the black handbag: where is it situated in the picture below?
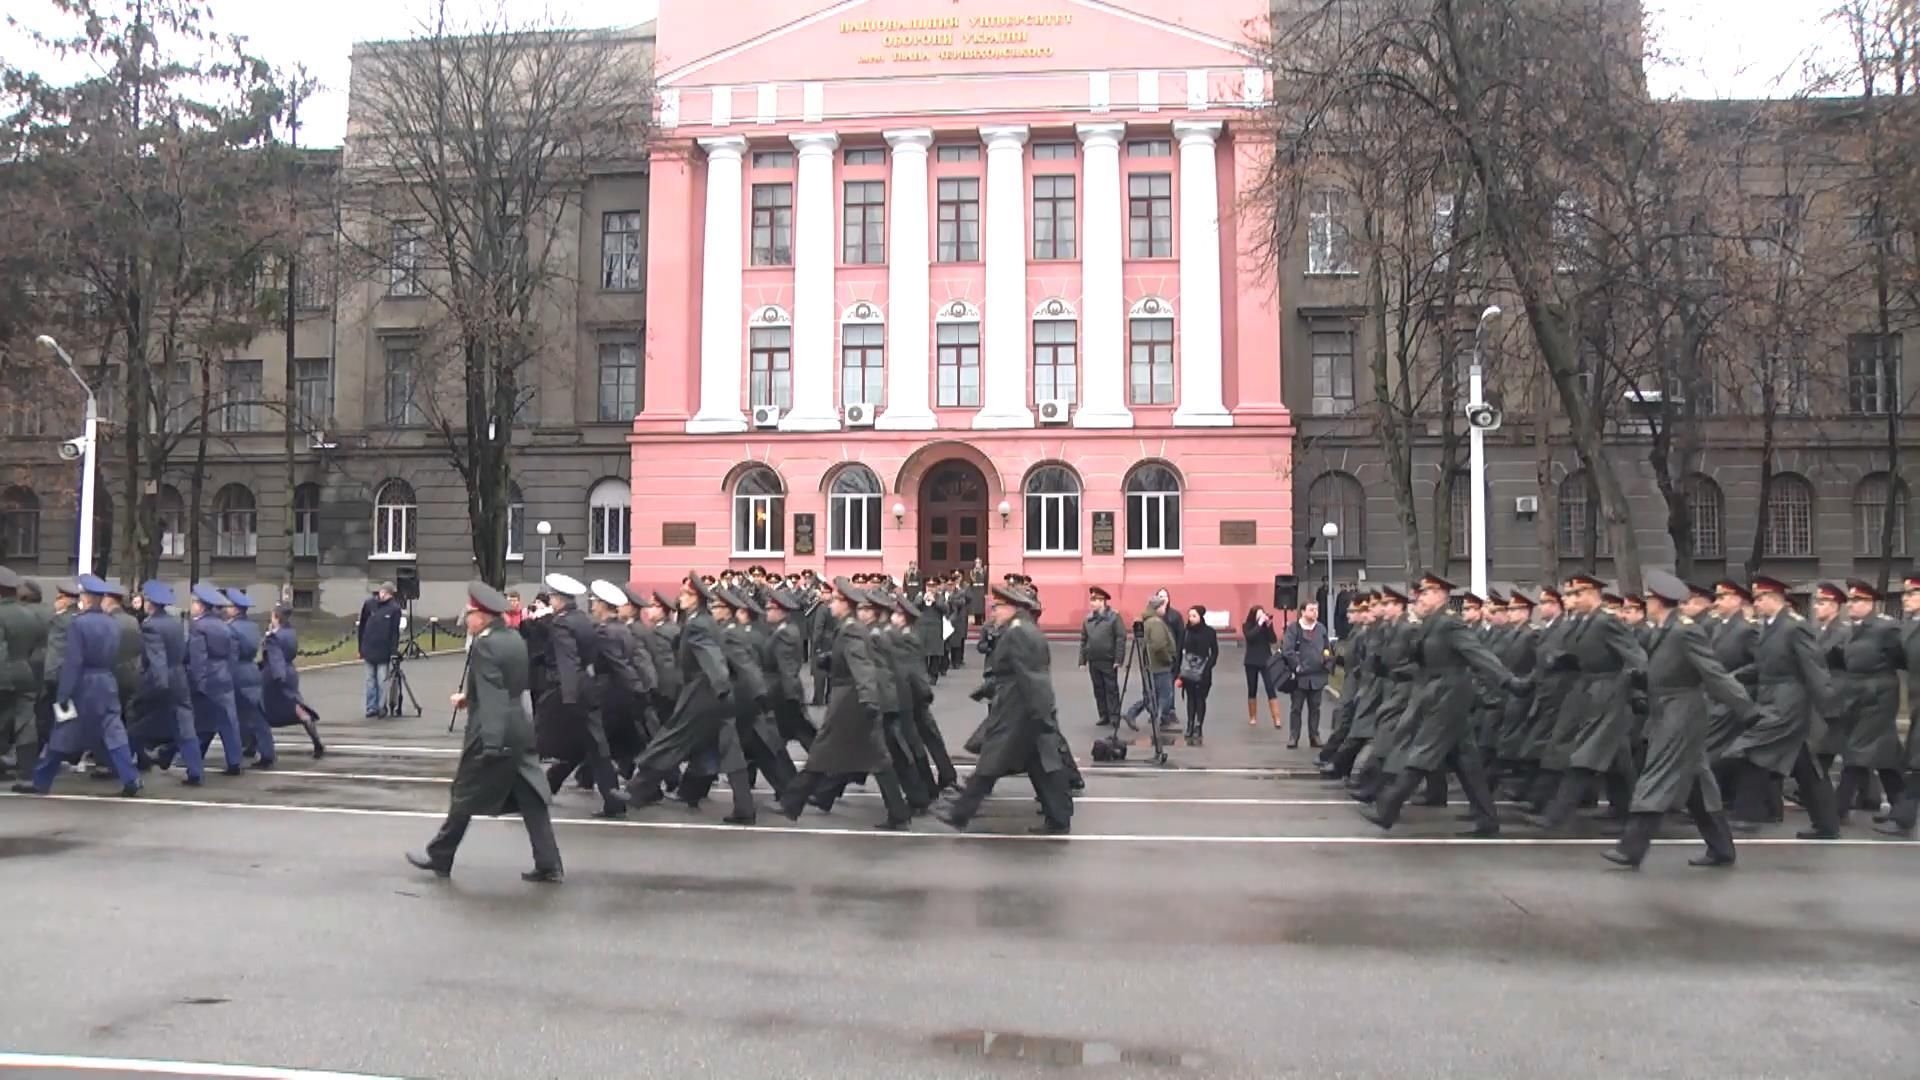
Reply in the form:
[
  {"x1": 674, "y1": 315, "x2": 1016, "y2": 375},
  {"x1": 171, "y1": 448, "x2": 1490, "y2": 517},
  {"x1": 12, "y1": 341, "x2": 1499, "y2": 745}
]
[
  {"x1": 1178, "y1": 652, "x2": 1208, "y2": 683},
  {"x1": 1266, "y1": 653, "x2": 1298, "y2": 695}
]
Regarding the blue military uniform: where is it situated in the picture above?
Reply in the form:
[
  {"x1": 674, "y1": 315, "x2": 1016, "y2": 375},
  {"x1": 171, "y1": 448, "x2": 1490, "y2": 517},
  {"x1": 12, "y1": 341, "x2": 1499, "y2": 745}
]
[
  {"x1": 262, "y1": 618, "x2": 324, "y2": 756},
  {"x1": 128, "y1": 581, "x2": 206, "y2": 784},
  {"x1": 188, "y1": 583, "x2": 244, "y2": 773},
  {"x1": 224, "y1": 590, "x2": 274, "y2": 766},
  {"x1": 12, "y1": 576, "x2": 140, "y2": 796}
]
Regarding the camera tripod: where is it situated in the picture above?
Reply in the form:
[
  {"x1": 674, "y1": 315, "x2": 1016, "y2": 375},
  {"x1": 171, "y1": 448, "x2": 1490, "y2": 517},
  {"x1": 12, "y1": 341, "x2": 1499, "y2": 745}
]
[
  {"x1": 1107, "y1": 624, "x2": 1169, "y2": 766},
  {"x1": 384, "y1": 651, "x2": 423, "y2": 718}
]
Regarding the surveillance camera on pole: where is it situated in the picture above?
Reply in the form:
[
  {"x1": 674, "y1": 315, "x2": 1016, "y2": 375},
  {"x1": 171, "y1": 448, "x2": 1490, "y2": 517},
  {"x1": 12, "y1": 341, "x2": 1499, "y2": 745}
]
[
  {"x1": 1465, "y1": 402, "x2": 1502, "y2": 431},
  {"x1": 57, "y1": 436, "x2": 89, "y2": 461},
  {"x1": 38, "y1": 334, "x2": 100, "y2": 576},
  {"x1": 1467, "y1": 305, "x2": 1503, "y2": 598}
]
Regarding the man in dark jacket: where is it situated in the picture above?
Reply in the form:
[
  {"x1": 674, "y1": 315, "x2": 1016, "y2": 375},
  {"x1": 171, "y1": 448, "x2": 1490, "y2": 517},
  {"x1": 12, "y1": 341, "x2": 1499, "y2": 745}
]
[
  {"x1": 1280, "y1": 601, "x2": 1332, "y2": 749},
  {"x1": 1079, "y1": 586, "x2": 1123, "y2": 728},
  {"x1": 357, "y1": 583, "x2": 402, "y2": 718},
  {"x1": 536, "y1": 574, "x2": 624, "y2": 819}
]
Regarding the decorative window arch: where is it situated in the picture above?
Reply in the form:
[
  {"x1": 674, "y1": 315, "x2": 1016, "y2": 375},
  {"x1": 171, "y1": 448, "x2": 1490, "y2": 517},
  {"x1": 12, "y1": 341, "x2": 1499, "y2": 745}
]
[
  {"x1": 1852, "y1": 472, "x2": 1908, "y2": 558},
  {"x1": 506, "y1": 481, "x2": 526, "y2": 560},
  {"x1": 1125, "y1": 462, "x2": 1183, "y2": 555},
  {"x1": 1763, "y1": 473, "x2": 1815, "y2": 557},
  {"x1": 1128, "y1": 297, "x2": 1174, "y2": 405},
  {"x1": 732, "y1": 466, "x2": 786, "y2": 557},
  {"x1": 1558, "y1": 470, "x2": 1612, "y2": 558},
  {"x1": 828, "y1": 464, "x2": 883, "y2": 556},
  {"x1": 1023, "y1": 464, "x2": 1081, "y2": 555},
  {"x1": 212, "y1": 484, "x2": 258, "y2": 558},
  {"x1": 372, "y1": 479, "x2": 416, "y2": 558},
  {"x1": 1033, "y1": 297, "x2": 1077, "y2": 320},
  {"x1": 841, "y1": 301, "x2": 883, "y2": 325},
  {"x1": 935, "y1": 298, "x2": 982, "y2": 322},
  {"x1": 293, "y1": 483, "x2": 322, "y2": 559},
  {"x1": 588, "y1": 478, "x2": 631, "y2": 558},
  {"x1": 0, "y1": 486, "x2": 39, "y2": 559},
  {"x1": 750, "y1": 304, "x2": 793, "y2": 328},
  {"x1": 1683, "y1": 474, "x2": 1724, "y2": 559},
  {"x1": 1306, "y1": 471, "x2": 1365, "y2": 560}
]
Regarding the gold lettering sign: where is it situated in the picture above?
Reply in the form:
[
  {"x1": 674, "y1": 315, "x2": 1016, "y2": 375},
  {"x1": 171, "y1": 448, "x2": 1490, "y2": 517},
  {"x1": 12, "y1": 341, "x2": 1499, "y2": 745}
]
[{"x1": 841, "y1": 12, "x2": 1073, "y2": 65}]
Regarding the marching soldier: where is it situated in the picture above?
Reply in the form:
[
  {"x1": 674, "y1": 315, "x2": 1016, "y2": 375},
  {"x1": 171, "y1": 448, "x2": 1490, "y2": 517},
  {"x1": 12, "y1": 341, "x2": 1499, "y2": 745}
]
[
  {"x1": 0, "y1": 567, "x2": 48, "y2": 783},
  {"x1": 1341, "y1": 587, "x2": 1416, "y2": 791},
  {"x1": 33, "y1": 580, "x2": 80, "y2": 755},
  {"x1": 1317, "y1": 592, "x2": 1375, "y2": 775},
  {"x1": 1834, "y1": 580, "x2": 1907, "y2": 821},
  {"x1": 1874, "y1": 572, "x2": 1920, "y2": 837},
  {"x1": 1491, "y1": 591, "x2": 1541, "y2": 781},
  {"x1": 128, "y1": 582, "x2": 206, "y2": 783},
  {"x1": 635, "y1": 589, "x2": 683, "y2": 746},
  {"x1": 1525, "y1": 574, "x2": 1645, "y2": 830},
  {"x1": 891, "y1": 593, "x2": 958, "y2": 792},
  {"x1": 625, "y1": 574, "x2": 755, "y2": 825},
  {"x1": 588, "y1": 580, "x2": 646, "y2": 777},
  {"x1": 762, "y1": 589, "x2": 817, "y2": 751},
  {"x1": 807, "y1": 579, "x2": 837, "y2": 707},
  {"x1": 1511, "y1": 587, "x2": 1575, "y2": 804},
  {"x1": 536, "y1": 573, "x2": 625, "y2": 819},
  {"x1": 1703, "y1": 581, "x2": 1760, "y2": 798},
  {"x1": 1721, "y1": 576, "x2": 1841, "y2": 839},
  {"x1": 11, "y1": 575, "x2": 140, "y2": 797},
  {"x1": 408, "y1": 582, "x2": 563, "y2": 884},
  {"x1": 1809, "y1": 582, "x2": 1854, "y2": 792},
  {"x1": 261, "y1": 604, "x2": 324, "y2": 758},
  {"x1": 187, "y1": 583, "x2": 244, "y2": 775},
  {"x1": 224, "y1": 591, "x2": 275, "y2": 768}
]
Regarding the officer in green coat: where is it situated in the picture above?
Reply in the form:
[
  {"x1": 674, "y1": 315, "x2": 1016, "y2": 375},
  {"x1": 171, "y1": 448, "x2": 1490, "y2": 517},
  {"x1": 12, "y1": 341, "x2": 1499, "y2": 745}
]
[
  {"x1": 1722, "y1": 576, "x2": 1841, "y2": 840},
  {"x1": 1874, "y1": 571, "x2": 1920, "y2": 837},
  {"x1": 1526, "y1": 574, "x2": 1647, "y2": 831},
  {"x1": 1833, "y1": 580, "x2": 1907, "y2": 820},
  {"x1": 407, "y1": 582, "x2": 562, "y2": 884},
  {"x1": 0, "y1": 567, "x2": 49, "y2": 781}
]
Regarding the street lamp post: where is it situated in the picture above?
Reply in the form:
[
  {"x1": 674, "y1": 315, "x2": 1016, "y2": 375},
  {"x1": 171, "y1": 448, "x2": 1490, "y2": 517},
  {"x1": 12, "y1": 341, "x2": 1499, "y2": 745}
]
[
  {"x1": 37, "y1": 335, "x2": 98, "y2": 577},
  {"x1": 536, "y1": 520, "x2": 553, "y2": 581},
  {"x1": 1468, "y1": 305, "x2": 1502, "y2": 598},
  {"x1": 1320, "y1": 521, "x2": 1339, "y2": 644}
]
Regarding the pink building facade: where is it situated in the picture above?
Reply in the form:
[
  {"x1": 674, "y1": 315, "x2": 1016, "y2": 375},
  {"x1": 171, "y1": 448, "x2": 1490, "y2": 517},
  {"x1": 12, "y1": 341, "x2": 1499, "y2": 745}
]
[{"x1": 633, "y1": 0, "x2": 1295, "y2": 625}]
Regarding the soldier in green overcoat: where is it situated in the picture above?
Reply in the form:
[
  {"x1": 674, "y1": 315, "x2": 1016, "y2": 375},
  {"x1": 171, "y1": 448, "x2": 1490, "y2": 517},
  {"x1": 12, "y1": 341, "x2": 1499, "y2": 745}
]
[
  {"x1": 1833, "y1": 581, "x2": 1907, "y2": 820},
  {"x1": 1721, "y1": 576, "x2": 1841, "y2": 839}
]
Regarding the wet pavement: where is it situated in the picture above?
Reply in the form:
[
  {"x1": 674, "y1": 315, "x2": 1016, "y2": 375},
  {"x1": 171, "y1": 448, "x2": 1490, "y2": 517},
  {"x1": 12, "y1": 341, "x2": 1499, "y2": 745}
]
[{"x1": 3, "y1": 648, "x2": 1918, "y2": 1079}]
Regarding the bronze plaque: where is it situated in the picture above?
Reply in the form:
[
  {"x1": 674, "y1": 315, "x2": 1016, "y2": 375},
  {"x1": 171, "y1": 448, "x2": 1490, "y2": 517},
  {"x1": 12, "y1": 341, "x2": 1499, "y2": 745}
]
[
  {"x1": 662, "y1": 522, "x2": 696, "y2": 547},
  {"x1": 1220, "y1": 520, "x2": 1258, "y2": 546},
  {"x1": 1091, "y1": 511, "x2": 1116, "y2": 555},
  {"x1": 793, "y1": 513, "x2": 815, "y2": 556}
]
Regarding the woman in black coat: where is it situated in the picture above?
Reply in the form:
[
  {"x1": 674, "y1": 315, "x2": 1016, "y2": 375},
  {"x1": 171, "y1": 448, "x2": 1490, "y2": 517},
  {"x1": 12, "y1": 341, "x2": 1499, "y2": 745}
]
[
  {"x1": 1176, "y1": 606, "x2": 1220, "y2": 745},
  {"x1": 1241, "y1": 606, "x2": 1281, "y2": 728}
]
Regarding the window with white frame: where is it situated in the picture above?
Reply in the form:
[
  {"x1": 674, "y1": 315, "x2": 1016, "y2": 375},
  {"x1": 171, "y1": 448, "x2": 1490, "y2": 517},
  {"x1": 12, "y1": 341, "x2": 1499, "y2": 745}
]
[
  {"x1": 1125, "y1": 463, "x2": 1182, "y2": 555},
  {"x1": 1683, "y1": 474, "x2": 1724, "y2": 559},
  {"x1": 388, "y1": 221, "x2": 425, "y2": 296},
  {"x1": 373, "y1": 479, "x2": 417, "y2": 558},
  {"x1": 841, "y1": 324, "x2": 884, "y2": 407},
  {"x1": 588, "y1": 478, "x2": 631, "y2": 558},
  {"x1": 293, "y1": 483, "x2": 321, "y2": 559},
  {"x1": 602, "y1": 212, "x2": 645, "y2": 290},
  {"x1": 750, "y1": 327, "x2": 793, "y2": 411},
  {"x1": 1023, "y1": 465, "x2": 1081, "y2": 555},
  {"x1": 1846, "y1": 333, "x2": 1901, "y2": 416},
  {"x1": 1307, "y1": 188, "x2": 1355, "y2": 274},
  {"x1": 212, "y1": 484, "x2": 258, "y2": 558},
  {"x1": 732, "y1": 467, "x2": 786, "y2": 556},
  {"x1": 1310, "y1": 326, "x2": 1355, "y2": 415},
  {"x1": 1128, "y1": 316, "x2": 1174, "y2": 405},
  {"x1": 937, "y1": 321, "x2": 981, "y2": 407},
  {"x1": 1033, "y1": 318, "x2": 1077, "y2": 404},
  {"x1": 828, "y1": 465, "x2": 883, "y2": 555},
  {"x1": 1853, "y1": 473, "x2": 1908, "y2": 558},
  {"x1": 1763, "y1": 473, "x2": 1814, "y2": 558},
  {"x1": 156, "y1": 485, "x2": 186, "y2": 558},
  {"x1": 506, "y1": 482, "x2": 526, "y2": 560}
]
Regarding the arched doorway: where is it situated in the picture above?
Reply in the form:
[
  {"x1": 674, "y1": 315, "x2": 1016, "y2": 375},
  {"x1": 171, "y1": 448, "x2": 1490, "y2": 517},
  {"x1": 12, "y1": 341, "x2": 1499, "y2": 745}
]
[{"x1": 918, "y1": 460, "x2": 988, "y2": 580}]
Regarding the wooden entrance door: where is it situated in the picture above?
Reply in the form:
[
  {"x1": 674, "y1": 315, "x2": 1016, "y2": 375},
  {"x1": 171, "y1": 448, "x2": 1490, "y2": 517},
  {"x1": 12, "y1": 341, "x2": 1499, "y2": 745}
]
[{"x1": 918, "y1": 461, "x2": 988, "y2": 580}]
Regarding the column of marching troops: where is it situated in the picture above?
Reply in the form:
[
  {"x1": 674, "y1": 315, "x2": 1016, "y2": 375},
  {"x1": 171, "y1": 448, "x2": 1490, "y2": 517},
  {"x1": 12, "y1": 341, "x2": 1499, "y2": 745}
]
[
  {"x1": 0, "y1": 568, "x2": 321, "y2": 798},
  {"x1": 1306, "y1": 567, "x2": 1920, "y2": 868}
]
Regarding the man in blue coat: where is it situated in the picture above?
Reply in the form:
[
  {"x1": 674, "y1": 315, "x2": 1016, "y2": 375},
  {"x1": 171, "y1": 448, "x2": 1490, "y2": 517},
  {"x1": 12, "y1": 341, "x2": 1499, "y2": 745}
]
[
  {"x1": 129, "y1": 581, "x2": 206, "y2": 785},
  {"x1": 224, "y1": 589, "x2": 274, "y2": 768},
  {"x1": 11, "y1": 575, "x2": 140, "y2": 797},
  {"x1": 188, "y1": 583, "x2": 244, "y2": 775}
]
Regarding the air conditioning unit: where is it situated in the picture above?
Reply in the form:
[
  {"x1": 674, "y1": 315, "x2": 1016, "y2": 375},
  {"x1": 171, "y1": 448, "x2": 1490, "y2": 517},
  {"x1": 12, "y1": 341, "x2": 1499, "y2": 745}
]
[
  {"x1": 751, "y1": 404, "x2": 782, "y2": 429},
  {"x1": 1514, "y1": 495, "x2": 1540, "y2": 516},
  {"x1": 844, "y1": 402, "x2": 875, "y2": 428},
  {"x1": 1037, "y1": 398, "x2": 1071, "y2": 425}
]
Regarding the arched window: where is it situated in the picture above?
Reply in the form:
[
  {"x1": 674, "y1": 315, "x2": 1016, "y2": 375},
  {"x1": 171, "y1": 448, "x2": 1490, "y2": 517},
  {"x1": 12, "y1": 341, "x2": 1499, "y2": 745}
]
[
  {"x1": 1683, "y1": 474, "x2": 1724, "y2": 558},
  {"x1": 0, "y1": 487, "x2": 39, "y2": 559},
  {"x1": 1763, "y1": 473, "x2": 1814, "y2": 558},
  {"x1": 373, "y1": 479, "x2": 416, "y2": 558},
  {"x1": 1125, "y1": 463, "x2": 1182, "y2": 555},
  {"x1": 1024, "y1": 465, "x2": 1081, "y2": 555},
  {"x1": 1852, "y1": 472, "x2": 1908, "y2": 558},
  {"x1": 1306, "y1": 472, "x2": 1364, "y2": 559},
  {"x1": 212, "y1": 484, "x2": 257, "y2": 558},
  {"x1": 732, "y1": 467, "x2": 786, "y2": 556},
  {"x1": 828, "y1": 465, "x2": 882, "y2": 555},
  {"x1": 293, "y1": 483, "x2": 321, "y2": 559},
  {"x1": 1558, "y1": 470, "x2": 1612, "y2": 558},
  {"x1": 506, "y1": 482, "x2": 526, "y2": 560},
  {"x1": 588, "y1": 478, "x2": 631, "y2": 558},
  {"x1": 157, "y1": 485, "x2": 186, "y2": 559}
]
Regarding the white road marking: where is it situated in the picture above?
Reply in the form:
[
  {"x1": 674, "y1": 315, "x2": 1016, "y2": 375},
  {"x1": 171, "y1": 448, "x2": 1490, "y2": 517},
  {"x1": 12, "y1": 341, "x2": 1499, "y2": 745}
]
[
  {"x1": 0, "y1": 1050, "x2": 402, "y2": 1078},
  {"x1": 4, "y1": 791, "x2": 1913, "y2": 848}
]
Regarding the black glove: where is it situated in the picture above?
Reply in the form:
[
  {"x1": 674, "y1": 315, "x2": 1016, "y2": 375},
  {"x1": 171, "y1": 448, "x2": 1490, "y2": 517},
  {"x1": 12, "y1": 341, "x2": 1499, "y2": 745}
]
[
  {"x1": 1504, "y1": 676, "x2": 1533, "y2": 697},
  {"x1": 1370, "y1": 653, "x2": 1390, "y2": 677},
  {"x1": 1733, "y1": 668, "x2": 1757, "y2": 686},
  {"x1": 863, "y1": 704, "x2": 883, "y2": 727},
  {"x1": 969, "y1": 683, "x2": 995, "y2": 702},
  {"x1": 1628, "y1": 669, "x2": 1648, "y2": 691},
  {"x1": 1630, "y1": 693, "x2": 1648, "y2": 716},
  {"x1": 1549, "y1": 653, "x2": 1580, "y2": 673},
  {"x1": 1825, "y1": 646, "x2": 1846, "y2": 670}
]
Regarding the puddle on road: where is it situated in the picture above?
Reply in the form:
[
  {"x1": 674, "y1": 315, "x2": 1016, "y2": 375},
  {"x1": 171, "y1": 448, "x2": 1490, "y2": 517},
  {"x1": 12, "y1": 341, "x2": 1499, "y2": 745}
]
[
  {"x1": 933, "y1": 1029, "x2": 1207, "y2": 1070},
  {"x1": 0, "y1": 836, "x2": 84, "y2": 859}
]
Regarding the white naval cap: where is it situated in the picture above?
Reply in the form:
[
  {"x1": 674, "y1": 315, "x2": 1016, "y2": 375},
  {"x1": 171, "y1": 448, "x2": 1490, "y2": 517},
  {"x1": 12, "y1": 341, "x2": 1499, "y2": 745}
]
[
  {"x1": 543, "y1": 572, "x2": 587, "y2": 598},
  {"x1": 589, "y1": 579, "x2": 629, "y2": 607}
]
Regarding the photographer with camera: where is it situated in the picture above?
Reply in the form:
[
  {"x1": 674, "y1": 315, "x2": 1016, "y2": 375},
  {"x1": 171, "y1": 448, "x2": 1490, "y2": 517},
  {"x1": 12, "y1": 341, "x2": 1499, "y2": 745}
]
[
  {"x1": 1120, "y1": 596, "x2": 1178, "y2": 733},
  {"x1": 357, "y1": 582, "x2": 403, "y2": 718}
]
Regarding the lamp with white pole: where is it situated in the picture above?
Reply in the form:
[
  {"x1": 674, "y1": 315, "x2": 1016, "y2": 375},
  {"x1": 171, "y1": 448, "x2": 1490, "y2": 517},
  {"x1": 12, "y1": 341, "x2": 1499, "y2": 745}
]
[
  {"x1": 536, "y1": 520, "x2": 553, "y2": 581},
  {"x1": 1320, "y1": 520, "x2": 1339, "y2": 643},
  {"x1": 1468, "y1": 305, "x2": 1502, "y2": 598},
  {"x1": 37, "y1": 335, "x2": 98, "y2": 577}
]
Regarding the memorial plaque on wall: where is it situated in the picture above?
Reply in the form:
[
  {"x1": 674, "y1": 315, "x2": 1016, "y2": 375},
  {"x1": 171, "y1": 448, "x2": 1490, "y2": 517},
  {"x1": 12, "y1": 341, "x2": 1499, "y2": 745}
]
[
  {"x1": 793, "y1": 513, "x2": 816, "y2": 556},
  {"x1": 1219, "y1": 520, "x2": 1258, "y2": 546},
  {"x1": 662, "y1": 522, "x2": 696, "y2": 547},
  {"x1": 1091, "y1": 512, "x2": 1116, "y2": 555}
]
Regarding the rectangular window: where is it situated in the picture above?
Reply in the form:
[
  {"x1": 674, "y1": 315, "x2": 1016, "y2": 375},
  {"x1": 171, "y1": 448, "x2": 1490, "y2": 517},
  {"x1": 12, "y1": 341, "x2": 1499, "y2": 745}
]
[
  {"x1": 750, "y1": 150, "x2": 794, "y2": 169},
  {"x1": 845, "y1": 148, "x2": 884, "y2": 166},
  {"x1": 1128, "y1": 174, "x2": 1173, "y2": 258},
  {"x1": 1846, "y1": 333, "x2": 1901, "y2": 416},
  {"x1": 294, "y1": 232, "x2": 330, "y2": 310},
  {"x1": 220, "y1": 359, "x2": 262, "y2": 433},
  {"x1": 506, "y1": 502, "x2": 524, "y2": 560},
  {"x1": 1024, "y1": 490, "x2": 1081, "y2": 555},
  {"x1": 1129, "y1": 318, "x2": 1174, "y2": 405},
  {"x1": 1033, "y1": 320, "x2": 1078, "y2": 404},
  {"x1": 591, "y1": 503, "x2": 632, "y2": 558},
  {"x1": 1033, "y1": 175, "x2": 1076, "y2": 260},
  {"x1": 829, "y1": 489, "x2": 882, "y2": 555},
  {"x1": 293, "y1": 493, "x2": 320, "y2": 559},
  {"x1": 843, "y1": 181, "x2": 886, "y2": 264},
  {"x1": 937, "y1": 323, "x2": 982, "y2": 408},
  {"x1": 154, "y1": 364, "x2": 192, "y2": 434},
  {"x1": 388, "y1": 221, "x2": 425, "y2": 296},
  {"x1": 840, "y1": 324, "x2": 885, "y2": 407},
  {"x1": 1310, "y1": 328, "x2": 1356, "y2": 415},
  {"x1": 3, "y1": 401, "x2": 45, "y2": 437},
  {"x1": 751, "y1": 183, "x2": 793, "y2": 266},
  {"x1": 383, "y1": 340, "x2": 421, "y2": 426},
  {"x1": 936, "y1": 145, "x2": 980, "y2": 162},
  {"x1": 601, "y1": 211, "x2": 644, "y2": 290},
  {"x1": 1127, "y1": 139, "x2": 1172, "y2": 158},
  {"x1": 1307, "y1": 188, "x2": 1355, "y2": 274},
  {"x1": 936, "y1": 178, "x2": 980, "y2": 262},
  {"x1": 293, "y1": 357, "x2": 332, "y2": 428},
  {"x1": 750, "y1": 327, "x2": 793, "y2": 411},
  {"x1": 1033, "y1": 142, "x2": 1075, "y2": 160},
  {"x1": 1126, "y1": 491, "x2": 1182, "y2": 555},
  {"x1": 597, "y1": 338, "x2": 641, "y2": 421}
]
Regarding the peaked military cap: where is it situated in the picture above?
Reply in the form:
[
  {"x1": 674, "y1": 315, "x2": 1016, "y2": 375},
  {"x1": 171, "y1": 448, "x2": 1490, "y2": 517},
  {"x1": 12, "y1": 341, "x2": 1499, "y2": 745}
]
[
  {"x1": 589, "y1": 580, "x2": 629, "y2": 608},
  {"x1": 54, "y1": 579, "x2": 82, "y2": 598},
  {"x1": 1416, "y1": 574, "x2": 1455, "y2": 593},
  {"x1": 0, "y1": 566, "x2": 19, "y2": 589},
  {"x1": 141, "y1": 580, "x2": 176, "y2": 608},
  {"x1": 544, "y1": 572, "x2": 587, "y2": 598},
  {"x1": 224, "y1": 589, "x2": 253, "y2": 610},
  {"x1": 1750, "y1": 576, "x2": 1791, "y2": 598},
  {"x1": 190, "y1": 582, "x2": 228, "y2": 606},
  {"x1": 1563, "y1": 574, "x2": 1605, "y2": 593},
  {"x1": 990, "y1": 582, "x2": 1042, "y2": 613},
  {"x1": 1714, "y1": 580, "x2": 1753, "y2": 602},
  {"x1": 1846, "y1": 579, "x2": 1880, "y2": 602},
  {"x1": 894, "y1": 593, "x2": 922, "y2": 619},
  {"x1": 467, "y1": 581, "x2": 509, "y2": 615},
  {"x1": 1508, "y1": 590, "x2": 1535, "y2": 609},
  {"x1": 1643, "y1": 570, "x2": 1689, "y2": 605},
  {"x1": 1812, "y1": 581, "x2": 1846, "y2": 603},
  {"x1": 1087, "y1": 585, "x2": 1111, "y2": 601}
]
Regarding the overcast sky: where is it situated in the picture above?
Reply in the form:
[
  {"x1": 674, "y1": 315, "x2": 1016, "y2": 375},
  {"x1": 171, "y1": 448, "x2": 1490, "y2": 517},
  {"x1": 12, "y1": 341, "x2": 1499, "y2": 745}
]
[{"x1": 5, "y1": 0, "x2": 1858, "y2": 148}]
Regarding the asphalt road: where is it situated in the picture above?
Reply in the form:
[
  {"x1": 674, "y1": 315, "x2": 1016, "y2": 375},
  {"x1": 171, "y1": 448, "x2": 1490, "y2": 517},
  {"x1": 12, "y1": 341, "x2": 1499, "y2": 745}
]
[{"x1": 3, "y1": 647, "x2": 1918, "y2": 1080}]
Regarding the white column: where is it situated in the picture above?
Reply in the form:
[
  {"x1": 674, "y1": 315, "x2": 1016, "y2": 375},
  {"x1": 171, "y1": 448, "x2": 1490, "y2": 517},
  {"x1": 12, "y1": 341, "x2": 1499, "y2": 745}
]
[
  {"x1": 1073, "y1": 122, "x2": 1132, "y2": 428},
  {"x1": 876, "y1": 128, "x2": 936, "y2": 430},
  {"x1": 974, "y1": 124, "x2": 1034, "y2": 430},
  {"x1": 1171, "y1": 120, "x2": 1230, "y2": 427},
  {"x1": 689, "y1": 135, "x2": 749, "y2": 433},
  {"x1": 781, "y1": 131, "x2": 841, "y2": 431}
]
